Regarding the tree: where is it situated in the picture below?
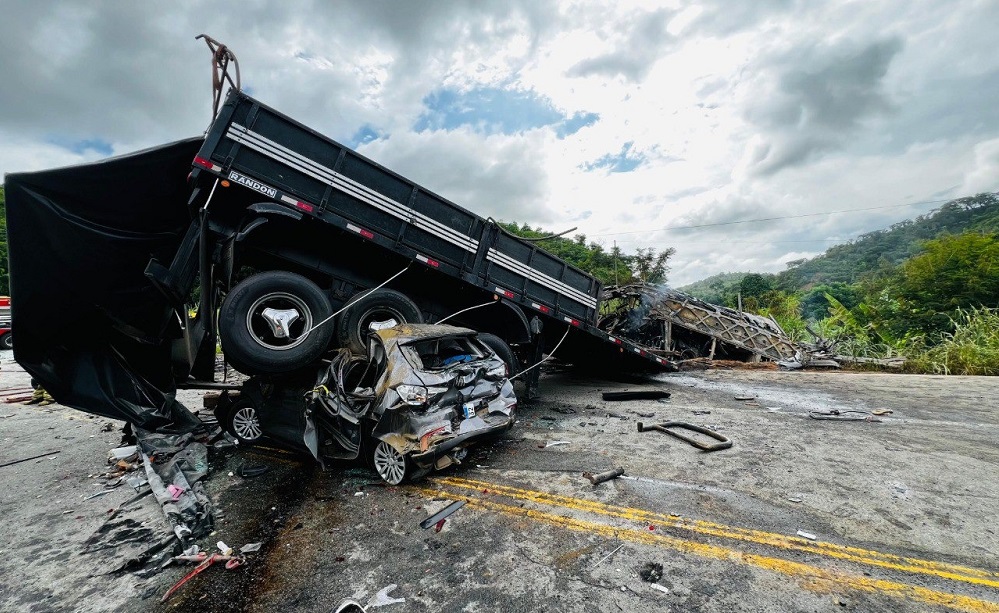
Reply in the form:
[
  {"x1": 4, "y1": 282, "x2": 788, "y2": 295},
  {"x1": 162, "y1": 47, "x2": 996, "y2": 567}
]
[
  {"x1": 892, "y1": 232, "x2": 999, "y2": 336},
  {"x1": 631, "y1": 247, "x2": 676, "y2": 285},
  {"x1": 739, "y1": 273, "x2": 774, "y2": 301},
  {"x1": 800, "y1": 282, "x2": 862, "y2": 321}
]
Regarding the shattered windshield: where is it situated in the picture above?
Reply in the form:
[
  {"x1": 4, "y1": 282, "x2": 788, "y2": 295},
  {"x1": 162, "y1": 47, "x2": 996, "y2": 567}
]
[{"x1": 401, "y1": 335, "x2": 487, "y2": 370}]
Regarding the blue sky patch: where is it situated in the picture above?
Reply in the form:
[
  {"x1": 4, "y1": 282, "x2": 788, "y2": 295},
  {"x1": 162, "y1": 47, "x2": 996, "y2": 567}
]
[
  {"x1": 414, "y1": 87, "x2": 598, "y2": 138},
  {"x1": 348, "y1": 124, "x2": 383, "y2": 148},
  {"x1": 48, "y1": 137, "x2": 113, "y2": 156},
  {"x1": 582, "y1": 142, "x2": 645, "y2": 173},
  {"x1": 556, "y1": 112, "x2": 600, "y2": 138}
]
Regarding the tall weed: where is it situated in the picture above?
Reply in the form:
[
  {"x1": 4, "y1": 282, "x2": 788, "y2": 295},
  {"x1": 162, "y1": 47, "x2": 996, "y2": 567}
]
[{"x1": 904, "y1": 307, "x2": 999, "y2": 375}]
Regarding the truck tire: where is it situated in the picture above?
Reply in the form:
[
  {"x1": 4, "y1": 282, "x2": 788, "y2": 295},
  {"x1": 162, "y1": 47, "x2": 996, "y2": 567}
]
[
  {"x1": 478, "y1": 333, "x2": 518, "y2": 376},
  {"x1": 219, "y1": 271, "x2": 334, "y2": 375},
  {"x1": 336, "y1": 289, "x2": 423, "y2": 354}
]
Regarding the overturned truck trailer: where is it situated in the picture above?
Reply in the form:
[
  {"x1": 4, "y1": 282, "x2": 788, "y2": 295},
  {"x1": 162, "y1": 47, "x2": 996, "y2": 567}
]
[
  {"x1": 4, "y1": 88, "x2": 675, "y2": 437},
  {"x1": 601, "y1": 285, "x2": 798, "y2": 362}
]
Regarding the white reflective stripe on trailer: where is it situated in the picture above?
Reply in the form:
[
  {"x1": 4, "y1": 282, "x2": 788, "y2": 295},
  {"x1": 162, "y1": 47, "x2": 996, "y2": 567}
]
[
  {"x1": 225, "y1": 124, "x2": 480, "y2": 254},
  {"x1": 486, "y1": 249, "x2": 598, "y2": 309}
]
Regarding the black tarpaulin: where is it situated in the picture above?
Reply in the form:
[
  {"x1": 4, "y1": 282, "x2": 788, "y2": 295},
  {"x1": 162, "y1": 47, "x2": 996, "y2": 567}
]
[{"x1": 4, "y1": 138, "x2": 204, "y2": 431}]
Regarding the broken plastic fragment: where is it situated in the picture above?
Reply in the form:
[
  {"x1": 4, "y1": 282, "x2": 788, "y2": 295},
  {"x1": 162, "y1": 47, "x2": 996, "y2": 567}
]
[
  {"x1": 109, "y1": 445, "x2": 138, "y2": 459},
  {"x1": 796, "y1": 530, "x2": 817, "y2": 540},
  {"x1": 167, "y1": 484, "x2": 185, "y2": 501},
  {"x1": 368, "y1": 584, "x2": 405, "y2": 608},
  {"x1": 240, "y1": 542, "x2": 263, "y2": 553},
  {"x1": 126, "y1": 475, "x2": 148, "y2": 492},
  {"x1": 545, "y1": 440, "x2": 570, "y2": 448},
  {"x1": 650, "y1": 583, "x2": 669, "y2": 594}
]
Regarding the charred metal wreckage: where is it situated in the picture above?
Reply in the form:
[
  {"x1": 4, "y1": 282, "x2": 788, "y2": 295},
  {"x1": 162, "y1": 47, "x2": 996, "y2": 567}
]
[
  {"x1": 597, "y1": 284, "x2": 905, "y2": 369},
  {"x1": 599, "y1": 285, "x2": 798, "y2": 363}
]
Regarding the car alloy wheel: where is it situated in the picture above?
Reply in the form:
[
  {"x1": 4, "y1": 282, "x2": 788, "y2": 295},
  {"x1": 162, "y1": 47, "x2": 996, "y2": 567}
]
[{"x1": 372, "y1": 440, "x2": 407, "y2": 485}]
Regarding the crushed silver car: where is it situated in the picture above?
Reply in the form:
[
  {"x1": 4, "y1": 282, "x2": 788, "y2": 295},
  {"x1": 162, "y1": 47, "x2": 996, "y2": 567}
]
[{"x1": 309, "y1": 324, "x2": 517, "y2": 484}]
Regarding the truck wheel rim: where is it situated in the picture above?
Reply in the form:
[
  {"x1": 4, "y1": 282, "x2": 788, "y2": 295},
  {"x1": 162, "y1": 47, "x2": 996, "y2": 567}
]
[
  {"x1": 373, "y1": 441, "x2": 406, "y2": 484},
  {"x1": 232, "y1": 405, "x2": 262, "y2": 440},
  {"x1": 356, "y1": 307, "x2": 405, "y2": 342},
  {"x1": 246, "y1": 292, "x2": 313, "y2": 351}
]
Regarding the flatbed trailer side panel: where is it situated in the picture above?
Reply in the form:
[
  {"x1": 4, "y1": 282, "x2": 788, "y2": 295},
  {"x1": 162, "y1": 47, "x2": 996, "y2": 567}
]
[{"x1": 195, "y1": 91, "x2": 670, "y2": 372}]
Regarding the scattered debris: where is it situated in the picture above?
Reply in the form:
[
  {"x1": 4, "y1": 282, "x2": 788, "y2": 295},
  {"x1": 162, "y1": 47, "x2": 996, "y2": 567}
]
[
  {"x1": 237, "y1": 463, "x2": 270, "y2": 478},
  {"x1": 549, "y1": 406, "x2": 577, "y2": 414},
  {"x1": 637, "y1": 421, "x2": 732, "y2": 452},
  {"x1": 82, "y1": 490, "x2": 112, "y2": 501},
  {"x1": 808, "y1": 410, "x2": 881, "y2": 422},
  {"x1": 589, "y1": 543, "x2": 625, "y2": 569},
  {"x1": 110, "y1": 445, "x2": 138, "y2": 460},
  {"x1": 734, "y1": 396, "x2": 755, "y2": 401},
  {"x1": 240, "y1": 542, "x2": 263, "y2": 553},
  {"x1": 639, "y1": 562, "x2": 664, "y2": 582},
  {"x1": 0, "y1": 450, "x2": 60, "y2": 468},
  {"x1": 583, "y1": 467, "x2": 625, "y2": 486},
  {"x1": 691, "y1": 410, "x2": 711, "y2": 416},
  {"x1": 787, "y1": 496, "x2": 803, "y2": 503},
  {"x1": 161, "y1": 553, "x2": 243, "y2": 602},
  {"x1": 637, "y1": 412, "x2": 656, "y2": 418},
  {"x1": 419, "y1": 500, "x2": 466, "y2": 530},
  {"x1": 871, "y1": 408, "x2": 893, "y2": 416},
  {"x1": 126, "y1": 475, "x2": 148, "y2": 492},
  {"x1": 796, "y1": 530, "x2": 817, "y2": 540},
  {"x1": 136, "y1": 428, "x2": 214, "y2": 544},
  {"x1": 605, "y1": 411, "x2": 628, "y2": 419},
  {"x1": 649, "y1": 583, "x2": 670, "y2": 594},
  {"x1": 368, "y1": 584, "x2": 405, "y2": 608},
  {"x1": 602, "y1": 391, "x2": 671, "y2": 401},
  {"x1": 544, "y1": 441, "x2": 571, "y2": 448}
]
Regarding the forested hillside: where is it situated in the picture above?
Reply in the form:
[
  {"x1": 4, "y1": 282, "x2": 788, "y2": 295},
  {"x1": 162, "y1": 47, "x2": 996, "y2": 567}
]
[
  {"x1": 677, "y1": 192, "x2": 999, "y2": 374},
  {"x1": 778, "y1": 193, "x2": 999, "y2": 288}
]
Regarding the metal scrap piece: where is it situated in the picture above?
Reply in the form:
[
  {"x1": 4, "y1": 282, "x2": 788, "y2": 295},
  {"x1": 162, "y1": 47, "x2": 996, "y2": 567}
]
[
  {"x1": 637, "y1": 421, "x2": 732, "y2": 452},
  {"x1": 603, "y1": 391, "x2": 671, "y2": 401},
  {"x1": 583, "y1": 467, "x2": 625, "y2": 485},
  {"x1": 419, "y1": 500, "x2": 466, "y2": 529}
]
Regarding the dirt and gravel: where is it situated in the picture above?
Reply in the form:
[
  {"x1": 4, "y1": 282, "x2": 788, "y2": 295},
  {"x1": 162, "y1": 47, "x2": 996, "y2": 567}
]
[{"x1": 2, "y1": 349, "x2": 997, "y2": 612}]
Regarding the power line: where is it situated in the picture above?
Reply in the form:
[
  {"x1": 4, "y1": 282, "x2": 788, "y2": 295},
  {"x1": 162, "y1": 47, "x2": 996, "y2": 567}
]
[{"x1": 589, "y1": 197, "x2": 953, "y2": 238}]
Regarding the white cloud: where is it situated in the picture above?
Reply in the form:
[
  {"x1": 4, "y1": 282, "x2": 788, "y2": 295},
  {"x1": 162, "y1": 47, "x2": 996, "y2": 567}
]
[{"x1": 2, "y1": 0, "x2": 998, "y2": 288}]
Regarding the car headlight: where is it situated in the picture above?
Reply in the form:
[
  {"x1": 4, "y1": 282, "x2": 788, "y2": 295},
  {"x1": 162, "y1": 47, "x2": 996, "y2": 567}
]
[
  {"x1": 396, "y1": 384, "x2": 448, "y2": 406},
  {"x1": 487, "y1": 363, "x2": 508, "y2": 378}
]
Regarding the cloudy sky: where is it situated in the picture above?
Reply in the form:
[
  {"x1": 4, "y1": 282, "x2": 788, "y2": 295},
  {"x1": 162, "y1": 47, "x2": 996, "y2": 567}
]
[{"x1": 3, "y1": 1, "x2": 997, "y2": 285}]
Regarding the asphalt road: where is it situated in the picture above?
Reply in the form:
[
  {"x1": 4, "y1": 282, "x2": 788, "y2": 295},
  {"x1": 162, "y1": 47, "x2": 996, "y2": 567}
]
[{"x1": 2, "y1": 352, "x2": 998, "y2": 612}]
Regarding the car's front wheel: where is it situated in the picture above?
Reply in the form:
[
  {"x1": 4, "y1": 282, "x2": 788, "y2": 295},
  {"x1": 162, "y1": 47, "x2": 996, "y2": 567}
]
[
  {"x1": 371, "y1": 439, "x2": 409, "y2": 485},
  {"x1": 0, "y1": 333, "x2": 11, "y2": 350},
  {"x1": 224, "y1": 398, "x2": 263, "y2": 445}
]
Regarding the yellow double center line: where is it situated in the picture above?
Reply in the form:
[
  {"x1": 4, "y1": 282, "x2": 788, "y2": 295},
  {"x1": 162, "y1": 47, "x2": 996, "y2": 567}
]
[{"x1": 412, "y1": 476, "x2": 999, "y2": 613}]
